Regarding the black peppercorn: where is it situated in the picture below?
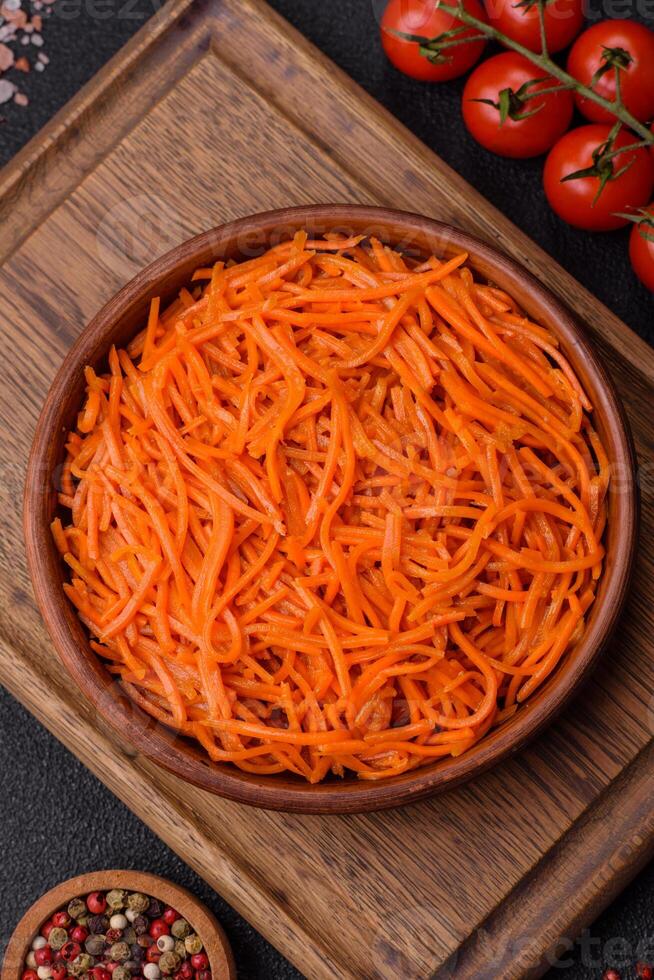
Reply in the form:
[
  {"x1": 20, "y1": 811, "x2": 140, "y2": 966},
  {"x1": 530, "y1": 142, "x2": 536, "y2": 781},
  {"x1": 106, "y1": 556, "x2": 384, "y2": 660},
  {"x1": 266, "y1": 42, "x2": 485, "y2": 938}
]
[
  {"x1": 85, "y1": 935, "x2": 106, "y2": 957},
  {"x1": 133, "y1": 916, "x2": 149, "y2": 937},
  {"x1": 146, "y1": 900, "x2": 163, "y2": 919},
  {"x1": 88, "y1": 916, "x2": 109, "y2": 935},
  {"x1": 130, "y1": 945, "x2": 144, "y2": 962}
]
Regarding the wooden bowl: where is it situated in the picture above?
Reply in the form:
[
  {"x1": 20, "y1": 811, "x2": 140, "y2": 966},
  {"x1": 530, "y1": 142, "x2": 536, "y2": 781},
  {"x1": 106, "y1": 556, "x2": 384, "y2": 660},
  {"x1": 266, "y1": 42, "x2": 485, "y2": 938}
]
[
  {"x1": 0, "y1": 870, "x2": 235, "y2": 980},
  {"x1": 23, "y1": 205, "x2": 638, "y2": 814}
]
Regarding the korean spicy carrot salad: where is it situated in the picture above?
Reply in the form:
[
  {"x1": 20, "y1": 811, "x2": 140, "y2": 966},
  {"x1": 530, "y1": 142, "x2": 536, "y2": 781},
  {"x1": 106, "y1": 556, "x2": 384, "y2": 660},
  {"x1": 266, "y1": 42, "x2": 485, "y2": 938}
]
[{"x1": 52, "y1": 232, "x2": 609, "y2": 782}]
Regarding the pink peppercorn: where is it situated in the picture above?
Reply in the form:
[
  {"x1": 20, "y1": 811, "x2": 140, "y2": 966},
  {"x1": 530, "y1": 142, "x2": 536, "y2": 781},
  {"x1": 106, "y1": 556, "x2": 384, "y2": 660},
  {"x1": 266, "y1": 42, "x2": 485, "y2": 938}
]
[
  {"x1": 34, "y1": 948, "x2": 52, "y2": 967},
  {"x1": 87, "y1": 893, "x2": 107, "y2": 915},
  {"x1": 60, "y1": 942, "x2": 81, "y2": 963},
  {"x1": 149, "y1": 921, "x2": 169, "y2": 941}
]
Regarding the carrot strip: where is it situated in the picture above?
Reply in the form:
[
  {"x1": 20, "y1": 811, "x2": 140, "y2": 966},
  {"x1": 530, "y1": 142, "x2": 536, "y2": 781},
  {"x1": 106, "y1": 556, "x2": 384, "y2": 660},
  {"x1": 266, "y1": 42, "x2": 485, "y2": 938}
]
[{"x1": 54, "y1": 233, "x2": 608, "y2": 782}]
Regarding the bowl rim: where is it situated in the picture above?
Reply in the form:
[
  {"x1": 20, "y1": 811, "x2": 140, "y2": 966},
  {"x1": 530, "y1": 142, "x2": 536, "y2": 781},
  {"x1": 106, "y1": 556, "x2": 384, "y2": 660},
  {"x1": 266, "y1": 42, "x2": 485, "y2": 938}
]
[
  {"x1": 0, "y1": 870, "x2": 235, "y2": 980},
  {"x1": 23, "y1": 204, "x2": 639, "y2": 814}
]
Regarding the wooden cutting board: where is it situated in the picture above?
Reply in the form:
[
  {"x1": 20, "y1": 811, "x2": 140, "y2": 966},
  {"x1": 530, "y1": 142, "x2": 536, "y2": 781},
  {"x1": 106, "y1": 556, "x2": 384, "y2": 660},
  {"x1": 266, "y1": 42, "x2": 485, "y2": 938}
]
[{"x1": 2, "y1": 1, "x2": 653, "y2": 977}]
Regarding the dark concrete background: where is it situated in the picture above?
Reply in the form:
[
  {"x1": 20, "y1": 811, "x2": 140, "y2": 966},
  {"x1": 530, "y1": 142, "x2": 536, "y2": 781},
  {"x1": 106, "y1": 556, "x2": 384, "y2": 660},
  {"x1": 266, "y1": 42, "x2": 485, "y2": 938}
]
[{"x1": 1, "y1": 1, "x2": 652, "y2": 977}]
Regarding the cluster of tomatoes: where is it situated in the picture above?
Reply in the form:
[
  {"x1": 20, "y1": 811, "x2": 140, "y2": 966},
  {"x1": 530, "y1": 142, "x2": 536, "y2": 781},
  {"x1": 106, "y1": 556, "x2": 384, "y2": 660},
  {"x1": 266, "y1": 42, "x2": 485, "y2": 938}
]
[{"x1": 380, "y1": 0, "x2": 654, "y2": 291}]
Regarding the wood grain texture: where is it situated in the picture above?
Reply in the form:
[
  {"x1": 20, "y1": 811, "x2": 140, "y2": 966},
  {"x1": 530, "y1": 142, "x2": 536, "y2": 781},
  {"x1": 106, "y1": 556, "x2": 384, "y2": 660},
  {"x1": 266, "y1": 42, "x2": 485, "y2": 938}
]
[
  {"x1": 23, "y1": 205, "x2": 637, "y2": 814},
  {"x1": 1, "y1": 870, "x2": 236, "y2": 980},
  {"x1": 1, "y1": 0, "x2": 653, "y2": 975}
]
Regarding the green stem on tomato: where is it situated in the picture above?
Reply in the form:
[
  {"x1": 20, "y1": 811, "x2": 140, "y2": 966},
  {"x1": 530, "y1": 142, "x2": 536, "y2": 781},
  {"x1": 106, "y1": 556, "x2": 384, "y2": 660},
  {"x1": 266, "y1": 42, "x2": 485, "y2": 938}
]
[
  {"x1": 519, "y1": 83, "x2": 575, "y2": 100},
  {"x1": 536, "y1": 0, "x2": 549, "y2": 61},
  {"x1": 410, "y1": 2, "x2": 654, "y2": 146},
  {"x1": 601, "y1": 139, "x2": 651, "y2": 161}
]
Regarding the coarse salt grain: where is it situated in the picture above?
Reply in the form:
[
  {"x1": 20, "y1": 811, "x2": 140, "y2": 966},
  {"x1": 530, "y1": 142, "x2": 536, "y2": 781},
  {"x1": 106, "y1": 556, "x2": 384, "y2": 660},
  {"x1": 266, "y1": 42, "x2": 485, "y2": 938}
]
[
  {"x1": 0, "y1": 77, "x2": 15, "y2": 101},
  {"x1": 0, "y1": 39, "x2": 13, "y2": 68}
]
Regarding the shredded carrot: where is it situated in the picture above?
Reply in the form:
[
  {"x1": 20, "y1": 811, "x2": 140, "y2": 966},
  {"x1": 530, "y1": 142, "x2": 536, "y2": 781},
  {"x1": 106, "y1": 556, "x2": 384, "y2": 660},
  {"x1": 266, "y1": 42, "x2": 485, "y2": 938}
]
[{"x1": 54, "y1": 233, "x2": 608, "y2": 783}]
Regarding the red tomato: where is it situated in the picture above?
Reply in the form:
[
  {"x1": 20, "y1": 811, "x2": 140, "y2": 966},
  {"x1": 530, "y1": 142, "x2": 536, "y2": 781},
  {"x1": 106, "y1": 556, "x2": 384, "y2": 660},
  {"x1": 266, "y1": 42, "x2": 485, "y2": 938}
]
[
  {"x1": 484, "y1": 0, "x2": 584, "y2": 53},
  {"x1": 543, "y1": 124, "x2": 654, "y2": 231},
  {"x1": 567, "y1": 20, "x2": 654, "y2": 123},
  {"x1": 628, "y1": 205, "x2": 654, "y2": 291},
  {"x1": 381, "y1": 0, "x2": 487, "y2": 81},
  {"x1": 462, "y1": 53, "x2": 573, "y2": 158}
]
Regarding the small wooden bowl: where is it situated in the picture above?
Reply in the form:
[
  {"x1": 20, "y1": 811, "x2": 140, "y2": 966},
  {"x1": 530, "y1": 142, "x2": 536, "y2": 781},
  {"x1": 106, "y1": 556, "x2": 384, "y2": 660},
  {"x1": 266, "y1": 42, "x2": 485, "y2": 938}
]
[
  {"x1": 23, "y1": 205, "x2": 638, "y2": 814},
  {"x1": 0, "y1": 870, "x2": 235, "y2": 980}
]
